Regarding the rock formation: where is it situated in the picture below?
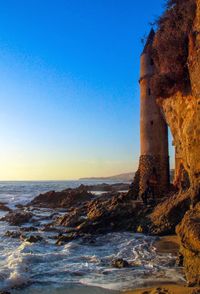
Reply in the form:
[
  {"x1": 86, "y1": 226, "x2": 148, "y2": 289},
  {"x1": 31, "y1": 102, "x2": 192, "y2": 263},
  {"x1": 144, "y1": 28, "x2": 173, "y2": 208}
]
[
  {"x1": 176, "y1": 202, "x2": 200, "y2": 286},
  {"x1": 150, "y1": 0, "x2": 200, "y2": 285},
  {"x1": 28, "y1": 185, "x2": 94, "y2": 208}
]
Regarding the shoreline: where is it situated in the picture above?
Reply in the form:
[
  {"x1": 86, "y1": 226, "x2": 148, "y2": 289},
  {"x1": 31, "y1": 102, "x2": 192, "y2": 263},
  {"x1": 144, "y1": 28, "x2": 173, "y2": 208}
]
[
  {"x1": 124, "y1": 235, "x2": 200, "y2": 294},
  {"x1": 1, "y1": 182, "x2": 199, "y2": 293}
]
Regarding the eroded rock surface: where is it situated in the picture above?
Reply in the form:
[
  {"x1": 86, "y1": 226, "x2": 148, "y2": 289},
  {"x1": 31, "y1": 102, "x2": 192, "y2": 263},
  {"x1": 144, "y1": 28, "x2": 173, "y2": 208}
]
[
  {"x1": 150, "y1": 191, "x2": 191, "y2": 235},
  {"x1": 176, "y1": 202, "x2": 200, "y2": 286}
]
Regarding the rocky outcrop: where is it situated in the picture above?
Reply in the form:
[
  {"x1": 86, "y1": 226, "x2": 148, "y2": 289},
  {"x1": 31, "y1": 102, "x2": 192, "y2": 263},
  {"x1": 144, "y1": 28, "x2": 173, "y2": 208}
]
[
  {"x1": 150, "y1": 191, "x2": 191, "y2": 235},
  {"x1": 176, "y1": 202, "x2": 200, "y2": 286},
  {"x1": 28, "y1": 185, "x2": 94, "y2": 208},
  {"x1": 54, "y1": 193, "x2": 152, "y2": 235},
  {"x1": 28, "y1": 184, "x2": 129, "y2": 209},
  {"x1": 0, "y1": 211, "x2": 33, "y2": 226}
]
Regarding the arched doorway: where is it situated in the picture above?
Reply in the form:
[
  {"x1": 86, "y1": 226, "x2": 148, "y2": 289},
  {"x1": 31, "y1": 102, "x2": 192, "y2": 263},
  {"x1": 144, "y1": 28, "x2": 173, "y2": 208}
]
[{"x1": 168, "y1": 127, "x2": 175, "y2": 183}]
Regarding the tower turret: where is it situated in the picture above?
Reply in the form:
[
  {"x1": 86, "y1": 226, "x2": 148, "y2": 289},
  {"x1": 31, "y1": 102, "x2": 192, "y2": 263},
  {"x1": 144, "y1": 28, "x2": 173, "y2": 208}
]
[{"x1": 133, "y1": 29, "x2": 170, "y2": 197}]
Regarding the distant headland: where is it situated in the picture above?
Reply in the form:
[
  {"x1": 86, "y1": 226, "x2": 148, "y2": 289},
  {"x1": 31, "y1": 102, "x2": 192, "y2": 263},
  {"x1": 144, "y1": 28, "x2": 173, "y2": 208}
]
[{"x1": 79, "y1": 172, "x2": 135, "y2": 182}]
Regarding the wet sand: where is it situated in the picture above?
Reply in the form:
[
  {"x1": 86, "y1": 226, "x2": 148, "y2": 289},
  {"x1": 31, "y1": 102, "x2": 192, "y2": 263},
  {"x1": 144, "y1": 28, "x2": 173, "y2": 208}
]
[
  {"x1": 124, "y1": 284, "x2": 200, "y2": 294},
  {"x1": 12, "y1": 285, "x2": 120, "y2": 294},
  {"x1": 153, "y1": 235, "x2": 180, "y2": 254}
]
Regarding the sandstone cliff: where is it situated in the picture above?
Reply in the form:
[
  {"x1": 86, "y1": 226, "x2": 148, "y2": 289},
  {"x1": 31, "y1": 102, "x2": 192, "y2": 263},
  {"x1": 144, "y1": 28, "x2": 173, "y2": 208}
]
[
  {"x1": 154, "y1": 0, "x2": 200, "y2": 285},
  {"x1": 158, "y1": 0, "x2": 200, "y2": 198},
  {"x1": 176, "y1": 203, "x2": 200, "y2": 286}
]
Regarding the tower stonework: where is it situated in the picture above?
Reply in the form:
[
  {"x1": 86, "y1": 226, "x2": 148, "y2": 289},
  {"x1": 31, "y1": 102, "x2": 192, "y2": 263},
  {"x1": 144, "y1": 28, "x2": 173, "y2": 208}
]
[{"x1": 132, "y1": 29, "x2": 170, "y2": 197}]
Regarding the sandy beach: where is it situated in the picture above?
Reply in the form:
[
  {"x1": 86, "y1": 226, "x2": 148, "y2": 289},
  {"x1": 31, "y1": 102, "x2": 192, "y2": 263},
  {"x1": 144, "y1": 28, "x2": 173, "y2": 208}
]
[{"x1": 124, "y1": 284, "x2": 200, "y2": 294}]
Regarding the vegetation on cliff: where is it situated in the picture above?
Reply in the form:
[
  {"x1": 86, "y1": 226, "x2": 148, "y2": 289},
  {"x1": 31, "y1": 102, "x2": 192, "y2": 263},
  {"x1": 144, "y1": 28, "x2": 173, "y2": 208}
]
[{"x1": 151, "y1": 0, "x2": 196, "y2": 98}]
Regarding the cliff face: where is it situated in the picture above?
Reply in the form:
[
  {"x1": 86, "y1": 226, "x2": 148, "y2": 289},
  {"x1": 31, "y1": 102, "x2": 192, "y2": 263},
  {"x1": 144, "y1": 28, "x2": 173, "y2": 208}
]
[
  {"x1": 158, "y1": 0, "x2": 200, "y2": 198},
  {"x1": 176, "y1": 203, "x2": 200, "y2": 286},
  {"x1": 160, "y1": 92, "x2": 199, "y2": 195},
  {"x1": 189, "y1": 0, "x2": 200, "y2": 97},
  {"x1": 157, "y1": 0, "x2": 200, "y2": 285}
]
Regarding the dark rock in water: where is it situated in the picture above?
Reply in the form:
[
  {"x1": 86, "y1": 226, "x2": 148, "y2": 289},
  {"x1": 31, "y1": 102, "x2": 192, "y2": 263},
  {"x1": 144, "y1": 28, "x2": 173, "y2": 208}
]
[
  {"x1": 112, "y1": 258, "x2": 129, "y2": 268},
  {"x1": 80, "y1": 233, "x2": 96, "y2": 245},
  {"x1": 0, "y1": 211, "x2": 33, "y2": 226},
  {"x1": 0, "y1": 202, "x2": 12, "y2": 212},
  {"x1": 28, "y1": 183, "x2": 129, "y2": 210},
  {"x1": 0, "y1": 291, "x2": 11, "y2": 294},
  {"x1": 4, "y1": 230, "x2": 21, "y2": 238},
  {"x1": 176, "y1": 202, "x2": 200, "y2": 286},
  {"x1": 55, "y1": 232, "x2": 78, "y2": 245},
  {"x1": 20, "y1": 226, "x2": 38, "y2": 232},
  {"x1": 15, "y1": 204, "x2": 24, "y2": 209},
  {"x1": 22, "y1": 235, "x2": 43, "y2": 243},
  {"x1": 149, "y1": 190, "x2": 191, "y2": 235},
  {"x1": 28, "y1": 185, "x2": 94, "y2": 209}
]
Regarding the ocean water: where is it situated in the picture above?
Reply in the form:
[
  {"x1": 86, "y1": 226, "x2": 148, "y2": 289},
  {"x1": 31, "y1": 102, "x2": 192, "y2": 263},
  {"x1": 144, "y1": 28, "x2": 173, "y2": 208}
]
[{"x1": 0, "y1": 181, "x2": 185, "y2": 293}]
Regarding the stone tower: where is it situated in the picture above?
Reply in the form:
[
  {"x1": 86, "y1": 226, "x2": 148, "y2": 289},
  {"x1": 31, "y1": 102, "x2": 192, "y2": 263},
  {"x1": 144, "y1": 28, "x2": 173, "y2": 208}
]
[{"x1": 132, "y1": 29, "x2": 170, "y2": 197}]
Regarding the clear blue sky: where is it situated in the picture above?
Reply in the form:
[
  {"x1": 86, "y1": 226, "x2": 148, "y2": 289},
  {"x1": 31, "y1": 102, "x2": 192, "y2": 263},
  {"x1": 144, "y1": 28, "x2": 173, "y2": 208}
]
[{"x1": 0, "y1": 0, "x2": 173, "y2": 180}]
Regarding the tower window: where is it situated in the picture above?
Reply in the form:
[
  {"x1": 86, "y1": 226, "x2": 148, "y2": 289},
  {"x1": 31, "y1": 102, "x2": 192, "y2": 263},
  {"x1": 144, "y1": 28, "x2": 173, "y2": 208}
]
[
  {"x1": 150, "y1": 120, "x2": 154, "y2": 125},
  {"x1": 148, "y1": 88, "x2": 151, "y2": 96},
  {"x1": 150, "y1": 58, "x2": 154, "y2": 66}
]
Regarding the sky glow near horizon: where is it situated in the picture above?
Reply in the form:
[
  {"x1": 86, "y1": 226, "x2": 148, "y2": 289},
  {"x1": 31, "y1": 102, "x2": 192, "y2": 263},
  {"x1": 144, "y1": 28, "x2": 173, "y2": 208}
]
[{"x1": 0, "y1": 0, "x2": 174, "y2": 180}]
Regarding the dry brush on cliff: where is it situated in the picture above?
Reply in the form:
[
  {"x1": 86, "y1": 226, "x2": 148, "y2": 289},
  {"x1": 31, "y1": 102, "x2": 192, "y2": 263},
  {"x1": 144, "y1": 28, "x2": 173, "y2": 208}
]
[{"x1": 151, "y1": 0, "x2": 196, "y2": 98}]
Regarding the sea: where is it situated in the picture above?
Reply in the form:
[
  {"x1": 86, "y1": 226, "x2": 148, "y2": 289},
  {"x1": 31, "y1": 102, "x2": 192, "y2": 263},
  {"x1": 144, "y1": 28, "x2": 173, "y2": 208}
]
[{"x1": 0, "y1": 181, "x2": 185, "y2": 294}]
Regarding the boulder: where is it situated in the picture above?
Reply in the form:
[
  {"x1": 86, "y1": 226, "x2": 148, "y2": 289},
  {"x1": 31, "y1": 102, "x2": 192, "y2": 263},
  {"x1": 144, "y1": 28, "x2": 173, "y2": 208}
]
[
  {"x1": 23, "y1": 235, "x2": 43, "y2": 243},
  {"x1": 112, "y1": 258, "x2": 129, "y2": 268}
]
